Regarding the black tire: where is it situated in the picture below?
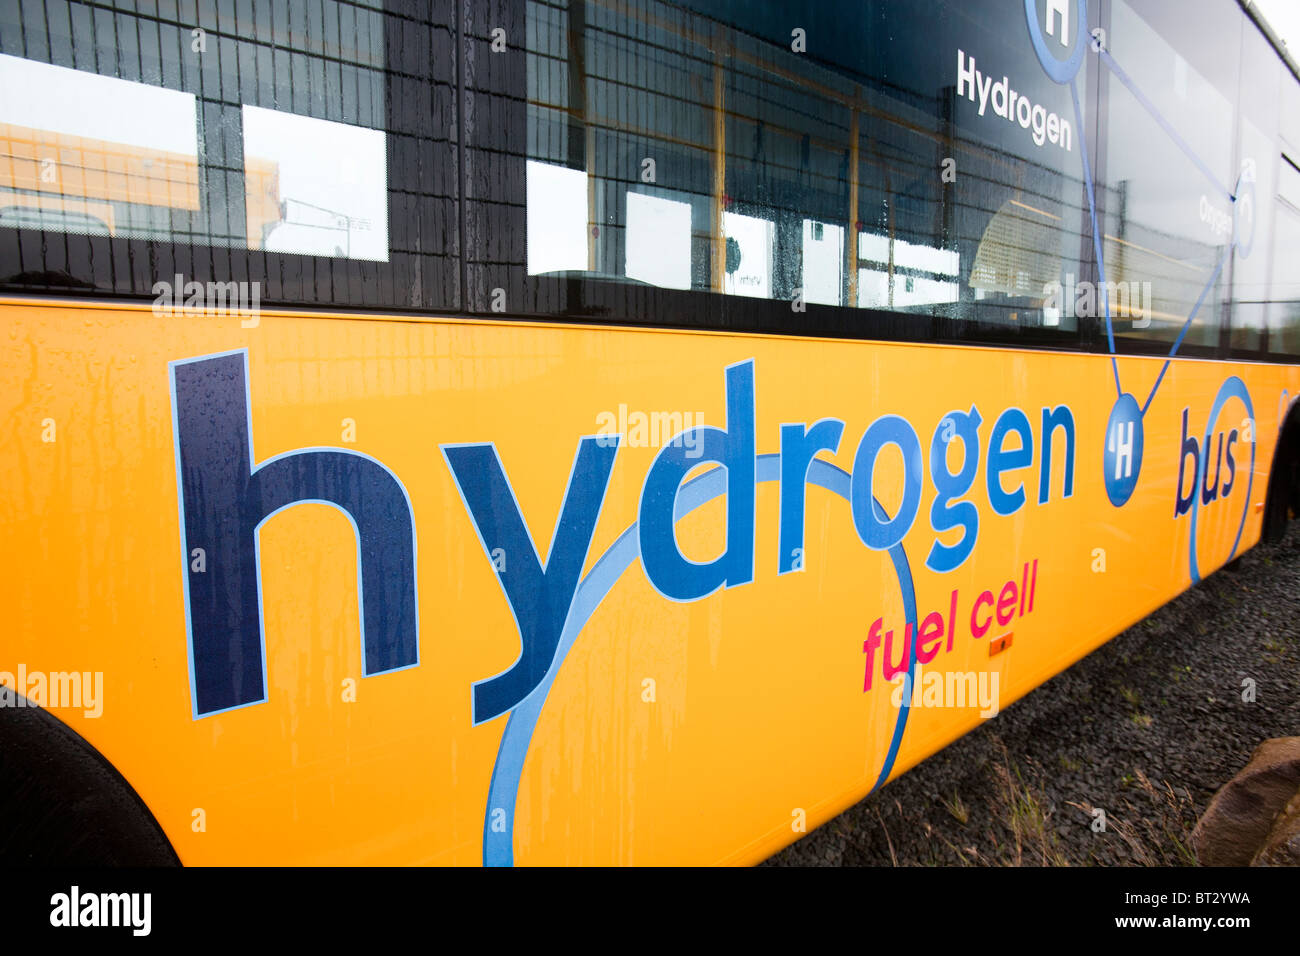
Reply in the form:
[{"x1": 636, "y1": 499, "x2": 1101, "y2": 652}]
[{"x1": 1263, "y1": 409, "x2": 1300, "y2": 545}]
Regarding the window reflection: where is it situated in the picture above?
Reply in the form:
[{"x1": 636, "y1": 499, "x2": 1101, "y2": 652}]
[
  {"x1": 523, "y1": 0, "x2": 1089, "y2": 330},
  {"x1": 1103, "y1": 0, "x2": 1240, "y2": 347},
  {"x1": 860, "y1": 231, "x2": 961, "y2": 311},
  {"x1": 526, "y1": 160, "x2": 588, "y2": 275},
  {"x1": 626, "y1": 191, "x2": 692, "y2": 289},
  {"x1": 1271, "y1": 175, "x2": 1300, "y2": 354},
  {"x1": 802, "y1": 220, "x2": 844, "y2": 306},
  {"x1": 723, "y1": 213, "x2": 774, "y2": 299},
  {"x1": 0, "y1": 0, "x2": 390, "y2": 264},
  {"x1": 242, "y1": 106, "x2": 388, "y2": 262},
  {"x1": 0, "y1": 54, "x2": 198, "y2": 239}
]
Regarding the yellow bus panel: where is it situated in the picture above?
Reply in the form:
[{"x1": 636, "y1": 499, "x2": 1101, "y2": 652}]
[{"x1": 2, "y1": 298, "x2": 1294, "y2": 864}]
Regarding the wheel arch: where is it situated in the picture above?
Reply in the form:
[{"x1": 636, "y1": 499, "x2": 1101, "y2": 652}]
[{"x1": 0, "y1": 687, "x2": 181, "y2": 865}]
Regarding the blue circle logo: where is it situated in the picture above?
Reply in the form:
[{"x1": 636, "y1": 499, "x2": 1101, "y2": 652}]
[{"x1": 1103, "y1": 393, "x2": 1144, "y2": 507}]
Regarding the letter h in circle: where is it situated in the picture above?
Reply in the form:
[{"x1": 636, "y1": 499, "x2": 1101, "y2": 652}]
[
  {"x1": 1110, "y1": 419, "x2": 1134, "y2": 480},
  {"x1": 1046, "y1": 0, "x2": 1070, "y2": 48}
]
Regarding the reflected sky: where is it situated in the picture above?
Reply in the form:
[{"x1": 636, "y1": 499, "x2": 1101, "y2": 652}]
[
  {"x1": 0, "y1": 54, "x2": 196, "y2": 156},
  {"x1": 244, "y1": 105, "x2": 388, "y2": 262},
  {"x1": 0, "y1": 53, "x2": 388, "y2": 261}
]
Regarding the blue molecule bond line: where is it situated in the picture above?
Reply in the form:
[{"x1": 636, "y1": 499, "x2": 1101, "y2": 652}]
[
  {"x1": 481, "y1": 455, "x2": 920, "y2": 866},
  {"x1": 1142, "y1": 248, "x2": 1231, "y2": 417},
  {"x1": 1046, "y1": 6, "x2": 1252, "y2": 551},
  {"x1": 1097, "y1": 48, "x2": 1235, "y2": 202},
  {"x1": 1067, "y1": 27, "x2": 1241, "y2": 417},
  {"x1": 1068, "y1": 74, "x2": 1122, "y2": 399}
]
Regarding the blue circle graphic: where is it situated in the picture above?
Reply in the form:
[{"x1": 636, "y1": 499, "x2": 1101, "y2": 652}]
[
  {"x1": 481, "y1": 453, "x2": 919, "y2": 866},
  {"x1": 1188, "y1": 377, "x2": 1255, "y2": 584},
  {"x1": 1025, "y1": 0, "x2": 1089, "y2": 84},
  {"x1": 1103, "y1": 392, "x2": 1144, "y2": 507}
]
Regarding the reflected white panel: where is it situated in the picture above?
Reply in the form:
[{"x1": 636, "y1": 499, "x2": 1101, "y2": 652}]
[
  {"x1": 724, "y1": 212, "x2": 773, "y2": 298},
  {"x1": 243, "y1": 105, "x2": 388, "y2": 261},
  {"x1": 0, "y1": 54, "x2": 197, "y2": 154},
  {"x1": 626, "y1": 191, "x2": 691, "y2": 289},
  {"x1": 858, "y1": 268, "x2": 890, "y2": 308},
  {"x1": 801, "y1": 219, "x2": 844, "y2": 306},
  {"x1": 858, "y1": 269, "x2": 959, "y2": 308},
  {"x1": 859, "y1": 231, "x2": 959, "y2": 276},
  {"x1": 0, "y1": 54, "x2": 200, "y2": 237},
  {"x1": 526, "y1": 160, "x2": 588, "y2": 275}
]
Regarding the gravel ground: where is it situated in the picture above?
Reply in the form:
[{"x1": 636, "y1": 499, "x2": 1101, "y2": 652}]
[{"x1": 766, "y1": 524, "x2": 1300, "y2": 867}]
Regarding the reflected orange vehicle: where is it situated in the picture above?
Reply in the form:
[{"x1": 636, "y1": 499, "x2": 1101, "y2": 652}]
[{"x1": 0, "y1": 122, "x2": 280, "y2": 245}]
